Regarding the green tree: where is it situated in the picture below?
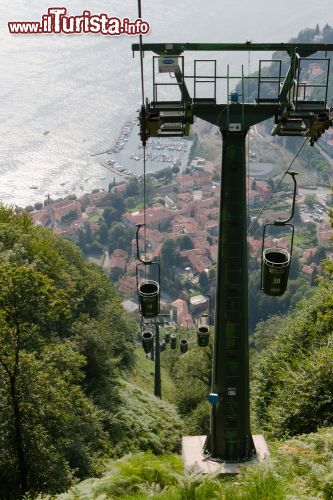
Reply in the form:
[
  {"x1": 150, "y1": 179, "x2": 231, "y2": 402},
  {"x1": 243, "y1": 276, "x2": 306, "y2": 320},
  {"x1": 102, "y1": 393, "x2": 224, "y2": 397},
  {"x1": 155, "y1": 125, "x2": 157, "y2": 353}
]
[
  {"x1": 176, "y1": 235, "x2": 194, "y2": 250},
  {"x1": 85, "y1": 241, "x2": 104, "y2": 255},
  {"x1": 267, "y1": 178, "x2": 275, "y2": 191},
  {"x1": 138, "y1": 175, "x2": 154, "y2": 205},
  {"x1": 313, "y1": 246, "x2": 326, "y2": 265},
  {"x1": 98, "y1": 222, "x2": 109, "y2": 245},
  {"x1": 0, "y1": 206, "x2": 141, "y2": 497},
  {"x1": 78, "y1": 221, "x2": 93, "y2": 249},
  {"x1": 125, "y1": 179, "x2": 139, "y2": 198},
  {"x1": 108, "y1": 223, "x2": 134, "y2": 254},
  {"x1": 0, "y1": 343, "x2": 108, "y2": 497},
  {"x1": 199, "y1": 271, "x2": 209, "y2": 293},
  {"x1": 160, "y1": 239, "x2": 177, "y2": 276},
  {"x1": 302, "y1": 221, "x2": 318, "y2": 247},
  {"x1": 304, "y1": 194, "x2": 315, "y2": 209},
  {"x1": 61, "y1": 210, "x2": 78, "y2": 224},
  {"x1": 170, "y1": 340, "x2": 212, "y2": 434},
  {"x1": 103, "y1": 206, "x2": 119, "y2": 227},
  {"x1": 0, "y1": 264, "x2": 69, "y2": 496},
  {"x1": 125, "y1": 197, "x2": 137, "y2": 209},
  {"x1": 289, "y1": 254, "x2": 301, "y2": 280}
]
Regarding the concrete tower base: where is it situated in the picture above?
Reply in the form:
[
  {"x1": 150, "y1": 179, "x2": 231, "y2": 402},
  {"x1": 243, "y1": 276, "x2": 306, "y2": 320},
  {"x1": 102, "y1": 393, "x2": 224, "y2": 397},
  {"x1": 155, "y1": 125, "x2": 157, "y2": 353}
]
[{"x1": 182, "y1": 434, "x2": 269, "y2": 475}]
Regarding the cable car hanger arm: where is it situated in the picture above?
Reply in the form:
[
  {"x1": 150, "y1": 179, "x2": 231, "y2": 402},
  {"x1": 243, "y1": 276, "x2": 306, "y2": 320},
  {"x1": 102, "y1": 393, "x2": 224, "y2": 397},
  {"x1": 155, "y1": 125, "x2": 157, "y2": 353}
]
[
  {"x1": 136, "y1": 223, "x2": 151, "y2": 264},
  {"x1": 274, "y1": 171, "x2": 298, "y2": 226}
]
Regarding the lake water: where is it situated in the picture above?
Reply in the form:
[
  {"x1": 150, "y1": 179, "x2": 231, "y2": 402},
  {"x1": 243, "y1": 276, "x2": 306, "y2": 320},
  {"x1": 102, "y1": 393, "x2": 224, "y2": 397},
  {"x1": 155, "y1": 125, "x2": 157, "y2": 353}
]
[{"x1": 0, "y1": 0, "x2": 331, "y2": 206}]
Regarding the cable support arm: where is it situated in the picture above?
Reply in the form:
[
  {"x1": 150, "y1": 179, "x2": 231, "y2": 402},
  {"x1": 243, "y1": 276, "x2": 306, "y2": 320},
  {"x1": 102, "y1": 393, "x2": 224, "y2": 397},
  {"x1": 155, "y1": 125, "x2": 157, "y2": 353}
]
[
  {"x1": 248, "y1": 138, "x2": 306, "y2": 233},
  {"x1": 136, "y1": 224, "x2": 150, "y2": 264},
  {"x1": 273, "y1": 171, "x2": 298, "y2": 225}
]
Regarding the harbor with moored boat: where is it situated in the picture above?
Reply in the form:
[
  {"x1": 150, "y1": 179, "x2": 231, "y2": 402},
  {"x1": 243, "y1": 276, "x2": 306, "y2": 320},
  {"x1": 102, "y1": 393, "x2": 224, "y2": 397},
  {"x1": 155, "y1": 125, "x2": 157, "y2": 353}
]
[{"x1": 98, "y1": 118, "x2": 192, "y2": 181}]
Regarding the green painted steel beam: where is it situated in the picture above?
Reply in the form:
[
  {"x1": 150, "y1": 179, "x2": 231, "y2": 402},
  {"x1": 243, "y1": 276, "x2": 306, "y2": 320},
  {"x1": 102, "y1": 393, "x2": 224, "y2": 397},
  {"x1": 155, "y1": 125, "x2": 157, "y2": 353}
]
[
  {"x1": 279, "y1": 51, "x2": 299, "y2": 104},
  {"x1": 207, "y1": 127, "x2": 252, "y2": 460},
  {"x1": 193, "y1": 103, "x2": 279, "y2": 128},
  {"x1": 174, "y1": 70, "x2": 191, "y2": 104},
  {"x1": 196, "y1": 106, "x2": 279, "y2": 461},
  {"x1": 134, "y1": 41, "x2": 332, "y2": 463},
  {"x1": 154, "y1": 321, "x2": 162, "y2": 399},
  {"x1": 132, "y1": 42, "x2": 333, "y2": 56}
]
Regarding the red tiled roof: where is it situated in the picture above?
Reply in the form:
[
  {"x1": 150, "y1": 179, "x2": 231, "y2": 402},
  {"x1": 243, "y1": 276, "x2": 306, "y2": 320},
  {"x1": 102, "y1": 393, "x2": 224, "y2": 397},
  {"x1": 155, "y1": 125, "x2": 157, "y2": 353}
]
[{"x1": 124, "y1": 204, "x2": 173, "y2": 226}]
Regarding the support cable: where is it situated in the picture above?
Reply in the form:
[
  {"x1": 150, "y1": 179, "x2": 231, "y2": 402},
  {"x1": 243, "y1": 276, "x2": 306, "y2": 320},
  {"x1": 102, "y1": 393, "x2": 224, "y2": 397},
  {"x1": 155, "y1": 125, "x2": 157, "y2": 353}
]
[
  {"x1": 246, "y1": 51, "x2": 251, "y2": 224},
  {"x1": 137, "y1": 0, "x2": 145, "y2": 105},
  {"x1": 247, "y1": 138, "x2": 307, "y2": 233},
  {"x1": 137, "y1": 0, "x2": 147, "y2": 266}
]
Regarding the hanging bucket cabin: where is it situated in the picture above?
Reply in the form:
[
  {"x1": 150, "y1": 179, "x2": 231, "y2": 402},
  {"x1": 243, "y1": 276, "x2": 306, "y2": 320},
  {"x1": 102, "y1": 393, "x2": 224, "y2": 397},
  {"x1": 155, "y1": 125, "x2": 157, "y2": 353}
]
[
  {"x1": 197, "y1": 325, "x2": 210, "y2": 347},
  {"x1": 170, "y1": 333, "x2": 177, "y2": 349},
  {"x1": 261, "y1": 171, "x2": 297, "y2": 297},
  {"x1": 180, "y1": 338, "x2": 189, "y2": 354},
  {"x1": 262, "y1": 247, "x2": 291, "y2": 296},
  {"x1": 136, "y1": 224, "x2": 161, "y2": 318},
  {"x1": 142, "y1": 330, "x2": 154, "y2": 354},
  {"x1": 137, "y1": 279, "x2": 160, "y2": 317},
  {"x1": 197, "y1": 313, "x2": 210, "y2": 347}
]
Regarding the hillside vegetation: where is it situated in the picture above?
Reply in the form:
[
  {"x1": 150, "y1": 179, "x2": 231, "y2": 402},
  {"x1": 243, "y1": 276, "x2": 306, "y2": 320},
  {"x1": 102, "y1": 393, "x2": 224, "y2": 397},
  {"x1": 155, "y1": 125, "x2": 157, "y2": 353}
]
[
  {"x1": 252, "y1": 263, "x2": 333, "y2": 439},
  {"x1": 3, "y1": 23, "x2": 333, "y2": 500},
  {"x1": 0, "y1": 207, "x2": 182, "y2": 498},
  {"x1": 58, "y1": 428, "x2": 333, "y2": 499}
]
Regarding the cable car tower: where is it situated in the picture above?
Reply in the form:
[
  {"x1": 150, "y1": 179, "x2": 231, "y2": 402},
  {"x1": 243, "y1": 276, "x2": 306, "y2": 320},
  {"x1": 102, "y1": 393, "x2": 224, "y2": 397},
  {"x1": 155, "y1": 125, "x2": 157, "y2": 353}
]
[{"x1": 132, "y1": 41, "x2": 333, "y2": 465}]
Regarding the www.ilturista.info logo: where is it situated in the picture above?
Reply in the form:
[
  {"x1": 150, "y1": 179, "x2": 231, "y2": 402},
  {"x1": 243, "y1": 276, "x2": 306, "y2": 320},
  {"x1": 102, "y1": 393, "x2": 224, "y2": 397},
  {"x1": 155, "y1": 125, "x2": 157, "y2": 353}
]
[{"x1": 8, "y1": 7, "x2": 150, "y2": 35}]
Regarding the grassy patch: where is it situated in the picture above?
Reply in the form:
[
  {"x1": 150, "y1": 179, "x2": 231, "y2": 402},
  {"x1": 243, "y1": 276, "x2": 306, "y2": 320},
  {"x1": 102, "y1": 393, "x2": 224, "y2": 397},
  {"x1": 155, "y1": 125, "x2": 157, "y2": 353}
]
[
  {"x1": 127, "y1": 203, "x2": 144, "y2": 213},
  {"x1": 89, "y1": 214, "x2": 101, "y2": 223},
  {"x1": 59, "y1": 428, "x2": 333, "y2": 499},
  {"x1": 108, "y1": 379, "x2": 183, "y2": 456},
  {"x1": 125, "y1": 347, "x2": 177, "y2": 404}
]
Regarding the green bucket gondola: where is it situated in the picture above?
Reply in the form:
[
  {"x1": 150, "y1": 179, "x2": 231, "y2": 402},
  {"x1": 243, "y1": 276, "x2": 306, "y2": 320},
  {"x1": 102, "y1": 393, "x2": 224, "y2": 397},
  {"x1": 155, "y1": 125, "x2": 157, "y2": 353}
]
[
  {"x1": 170, "y1": 333, "x2": 177, "y2": 350},
  {"x1": 138, "y1": 279, "x2": 160, "y2": 317},
  {"x1": 180, "y1": 338, "x2": 188, "y2": 353},
  {"x1": 262, "y1": 248, "x2": 291, "y2": 296},
  {"x1": 261, "y1": 171, "x2": 297, "y2": 297},
  {"x1": 197, "y1": 325, "x2": 210, "y2": 347},
  {"x1": 142, "y1": 330, "x2": 154, "y2": 354},
  {"x1": 136, "y1": 224, "x2": 161, "y2": 318}
]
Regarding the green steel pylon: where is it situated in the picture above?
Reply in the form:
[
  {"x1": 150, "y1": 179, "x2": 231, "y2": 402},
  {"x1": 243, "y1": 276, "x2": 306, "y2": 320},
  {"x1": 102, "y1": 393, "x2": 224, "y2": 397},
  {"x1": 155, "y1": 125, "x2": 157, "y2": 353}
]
[{"x1": 132, "y1": 41, "x2": 333, "y2": 462}]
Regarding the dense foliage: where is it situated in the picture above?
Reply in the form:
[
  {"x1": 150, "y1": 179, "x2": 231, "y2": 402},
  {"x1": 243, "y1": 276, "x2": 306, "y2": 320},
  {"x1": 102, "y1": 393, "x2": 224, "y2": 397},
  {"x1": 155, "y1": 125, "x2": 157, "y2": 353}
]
[
  {"x1": 58, "y1": 428, "x2": 333, "y2": 499},
  {"x1": 109, "y1": 381, "x2": 184, "y2": 456},
  {"x1": 161, "y1": 331, "x2": 212, "y2": 435},
  {"x1": 0, "y1": 207, "x2": 182, "y2": 498},
  {"x1": 252, "y1": 265, "x2": 333, "y2": 439}
]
